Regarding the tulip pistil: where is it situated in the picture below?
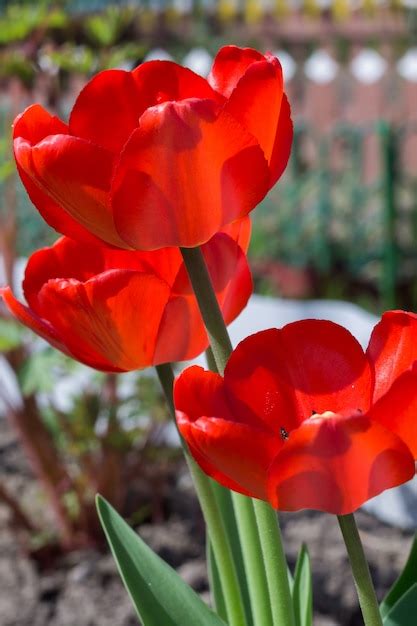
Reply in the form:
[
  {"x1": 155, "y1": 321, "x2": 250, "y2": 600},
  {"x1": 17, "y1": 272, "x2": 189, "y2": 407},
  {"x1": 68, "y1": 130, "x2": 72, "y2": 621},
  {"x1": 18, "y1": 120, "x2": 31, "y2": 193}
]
[{"x1": 310, "y1": 410, "x2": 338, "y2": 420}]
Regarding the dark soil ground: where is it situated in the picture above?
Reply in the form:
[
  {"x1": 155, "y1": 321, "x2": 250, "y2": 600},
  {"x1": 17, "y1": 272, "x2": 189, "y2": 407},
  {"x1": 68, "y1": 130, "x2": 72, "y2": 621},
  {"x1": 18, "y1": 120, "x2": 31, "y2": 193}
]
[{"x1": 0, "y1": 420, "x2": 414, "y2": 626}]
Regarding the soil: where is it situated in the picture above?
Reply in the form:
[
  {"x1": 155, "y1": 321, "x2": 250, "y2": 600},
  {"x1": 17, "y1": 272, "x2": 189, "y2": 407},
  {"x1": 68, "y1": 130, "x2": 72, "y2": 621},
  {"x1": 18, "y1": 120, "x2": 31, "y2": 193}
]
[{"x1": 0, "y1": 421, "x2": 413, "y2": 626}]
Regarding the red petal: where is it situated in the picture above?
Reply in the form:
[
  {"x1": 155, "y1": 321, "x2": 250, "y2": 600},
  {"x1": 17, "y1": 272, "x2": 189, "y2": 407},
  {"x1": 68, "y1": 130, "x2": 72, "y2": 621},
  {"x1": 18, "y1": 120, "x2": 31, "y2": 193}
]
[
  {"x1": 367, "y1": 310, "x2": 417, "y2": 402},
  {"x1": 171, "y1": 232, "x2": 249, "y2": 297},
  {"x1": 368, "y1": 369, "x2": 417, "y2": 457},
  {"x1": 36, "y1": 271, "x2": 171, "y2": 371},
  {"x1": 175, "y1": 365, "x2": 231, "y2": 420},
  {"x1": 182, "y1": 437, "x2": 257, "y2": 498},
  {"x1": 268, "y1": 94, "x2": 293, "y2": 186},
  {"x1": 175, "y1": 365, "x2": 281, "y2": 499},
  {"x1": 69, "y1": 63, "x2": 219, "y2": 154},
  {"x1": 111, "y1": 99, "x2": 269, "y2": 249},
  {"x1": 224, "y1": 55, "x2": 293, "y2": 185},
  {"x1": 201, "y1": 233, "x2": 252, "y2": 323},
  {"x1": 225, "y1": 322, "x2": 373, "y2": 432},
  {"x1": 221, "y1": 216, "x2": 252, "y2": 253},
  {"x1": 267, "y1": 414, "x2": 415, "y2": 514},
  {"x1": 208, "y1": 46, "x2": 265, "y2": 98},
  {"x1": 1, "y1": 286, "x2": 69, "y2": 355},
  {"x1": 15, "y1": 134, "x2": 127, "y2": 247},
  {"x1": 154, "y1": 233, "x2": 252, "y2": 363},
  {"x1": 22, "y1": 237, "x2": 161, "y2": 312},
  {"x1": 180, "y1": 415, "x2": 280, "y2": 500},
  {"x1": 13, "y1": 104, "x2": 68, "y2": 142},
  {"x1": 69, "y1": 70, "x2": 145, "y2": 153},
  {"x1": 130, "y1": 248, "x2": 183, "y2": 287},
  {"x1": 1, "y1": 286, "x2": 125, "y2": 372},
  {"x1": 13, "y1": 105, "x2": 102, "y2": 245},
  {"x1": 16, "y1": 164, "x2": 105, "y2": 246},
  {"x1": 21, "y1": 233, "x2": 249, "y2": 367},
  {"x1": 132, "y1": 60, "x2": 221, "y2": 105},
  {"x1": 154, "y1": 297, "x2": 208, "y2": 365},
  {"x1": 224, "y1": 329, "x2": 299, "y2": 434}
]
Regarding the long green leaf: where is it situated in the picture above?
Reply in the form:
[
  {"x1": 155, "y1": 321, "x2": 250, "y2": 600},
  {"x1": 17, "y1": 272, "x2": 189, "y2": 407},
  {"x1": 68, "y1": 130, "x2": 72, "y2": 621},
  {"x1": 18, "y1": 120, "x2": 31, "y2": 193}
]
[
  {"x1": 96, "y1": 495, "x2": 226, "y2": 626},
  {"x1": 207, "y1": 540, "x2": 228, "y2": 622},
  {"x1": 293, "y1": 543, "x2": 313, "y2": 626},
  {"x1": 380, "y1": 534, "x2": 417, "y2": 618},
  {"x1": 211, "y1": 481, "x2": 254, "y2": 626},
  {"x1": 383, "y1": 583, "x2": 417, "y2": 626}
]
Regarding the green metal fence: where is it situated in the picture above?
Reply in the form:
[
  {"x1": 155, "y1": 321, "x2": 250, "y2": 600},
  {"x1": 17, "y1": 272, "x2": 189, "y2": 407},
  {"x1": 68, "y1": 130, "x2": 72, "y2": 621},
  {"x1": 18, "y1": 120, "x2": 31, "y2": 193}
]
[{"x1": 250, "y1": 121, "x2": 417, "y2": 311}]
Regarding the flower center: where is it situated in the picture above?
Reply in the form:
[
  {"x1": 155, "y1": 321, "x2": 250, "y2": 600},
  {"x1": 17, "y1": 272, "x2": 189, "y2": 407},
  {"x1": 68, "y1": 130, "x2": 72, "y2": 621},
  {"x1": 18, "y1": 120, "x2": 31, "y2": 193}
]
[{"x1": 310, "y1": 410, "x2": 338, "y2": 420}]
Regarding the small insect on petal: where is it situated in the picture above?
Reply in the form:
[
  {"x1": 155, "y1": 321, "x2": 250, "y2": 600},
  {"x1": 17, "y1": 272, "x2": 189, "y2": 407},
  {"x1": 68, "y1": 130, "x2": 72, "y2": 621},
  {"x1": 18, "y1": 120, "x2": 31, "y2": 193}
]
[{"x1": 280, "y1": 426, "x2": 289, "y2": 441}]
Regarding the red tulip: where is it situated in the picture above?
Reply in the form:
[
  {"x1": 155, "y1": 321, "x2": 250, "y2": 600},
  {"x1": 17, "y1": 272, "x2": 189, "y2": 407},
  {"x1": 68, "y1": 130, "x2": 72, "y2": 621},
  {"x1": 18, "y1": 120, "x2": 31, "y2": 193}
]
[
  {"x1": 14, "y1": 46, "x2": 292, "y2": 250},
  {"x1": 175, "y1": 314, "x2": 417, "y2": 514},
  {"x1": 0, "y1": 228, "x2": 252, "y2": 372}
]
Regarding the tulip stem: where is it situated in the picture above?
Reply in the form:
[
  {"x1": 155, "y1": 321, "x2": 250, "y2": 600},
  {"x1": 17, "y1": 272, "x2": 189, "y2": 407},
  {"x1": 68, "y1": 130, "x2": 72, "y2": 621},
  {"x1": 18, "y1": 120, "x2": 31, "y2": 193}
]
[
  {"x1": 253, "y1": 500, "x2": 295, "y2": 626},
  {"x1": 205, "y1": 348, "x2": 254, "y2": 624},
  {"x1": 205, "y1": 346, "x2": 217, "y2": 372},
  {"x1": 180, "y1": 246, "x2": 232, "y2": 374},
  {"x1": 338, "y1": 514, "x2": 383, "y2": 626},
  {"x1": 182, "y1": 246, "x2": 293, "y2": 626},
  {"x1": 188, "y1": 467, "x2": 247, "y2": 626},
  {"x1": 154, "y1": 364, "x2": 182, "y2": 438},
  {"x1": 155, "y1": 363, "x2": 247, "y2": 626},
  {"x1": 232, "y1": 493, "x2": 273, "y2": 626}
]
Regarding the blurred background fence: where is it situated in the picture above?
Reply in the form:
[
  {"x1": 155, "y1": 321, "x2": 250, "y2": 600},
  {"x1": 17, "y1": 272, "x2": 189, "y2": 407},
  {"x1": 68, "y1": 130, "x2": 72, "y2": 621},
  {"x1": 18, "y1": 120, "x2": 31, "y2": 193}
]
[{"x1": 0, "y1": 0, "x2": 416, "y2": 315}]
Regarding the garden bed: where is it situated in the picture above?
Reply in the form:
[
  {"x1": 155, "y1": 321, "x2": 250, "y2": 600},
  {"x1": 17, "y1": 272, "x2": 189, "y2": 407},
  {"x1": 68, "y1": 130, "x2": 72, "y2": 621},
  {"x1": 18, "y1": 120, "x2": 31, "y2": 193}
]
[{"x1": 0, "y1": 419, "x2": 413, "y2": 626}]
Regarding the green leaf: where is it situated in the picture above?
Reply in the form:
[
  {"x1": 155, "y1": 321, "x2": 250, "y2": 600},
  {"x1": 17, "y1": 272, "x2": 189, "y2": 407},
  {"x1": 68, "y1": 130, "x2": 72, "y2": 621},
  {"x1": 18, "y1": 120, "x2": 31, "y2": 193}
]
[
  {"x1": 96, "y1": 495, "x2": 226, "y2": 626},
  {"x1": 383, "y1": 583, "x2": 417, "y2": 626},
  {"x1": 293, "y1": 543, "x2": 313, "y2": 626},
  {"x1": 207, "y1": 540, "x2": 228, "y2": 622},
  {"x1": 287, "y1": 565, "x2": 294, "y2": 593},
  {"x1": 211, "y1": 481, "x2": 254, "y2": 626},
  {"x1": 381, "y1": 535, "x2": 417, "y2": 618}
]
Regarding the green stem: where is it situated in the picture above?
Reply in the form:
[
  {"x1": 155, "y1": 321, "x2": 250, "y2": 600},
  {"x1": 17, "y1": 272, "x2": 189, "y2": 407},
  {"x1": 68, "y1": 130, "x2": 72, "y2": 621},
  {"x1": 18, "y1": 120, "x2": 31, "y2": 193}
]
[
  {"x1": 338, "y1": 514, "x2": 383, "y2": 626},
  {"x1": 232, "y1": 493, "x2": 273, "y2": 626},
  {"x1": 181, "y1": 246, "x2": 294, "y2": 626},
  {"x1": 188, "y1": 463, "x2": 246, "y2": 626},
  {"x1": 155, "y1": 363, "x2": 246, "y2": 626},
  {"x1": 253, "y1": 500, "x2": 295, "y2": 626},
  {"x1": 211, "y1": 481, "x2": 254, "y2": 626},
  {"x1": 155, "y1": 364, "x2": 180, "y2": 434},
  {"x1": 181, "y1": 246, "x2": 232, "y2": 374},
  {"x1": 205, "y1": 346, "x2": 217, "y2": 372},
  {"x1": 205, "y1": 349, "x2": 254, "y2": 625}
]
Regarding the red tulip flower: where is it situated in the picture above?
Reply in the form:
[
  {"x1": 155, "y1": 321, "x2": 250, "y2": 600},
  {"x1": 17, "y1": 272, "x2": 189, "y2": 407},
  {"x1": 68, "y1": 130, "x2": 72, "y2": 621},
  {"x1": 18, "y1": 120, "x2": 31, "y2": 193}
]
[
  {"x1": 0, "y1": 227, "x2": 251, "y2": 372},
  {"x1": 175, "y1": 314, "x2": 417, "y2": 514},
  {"x1": 14, "y1": 46, "x2": 292, "y2": 250}
]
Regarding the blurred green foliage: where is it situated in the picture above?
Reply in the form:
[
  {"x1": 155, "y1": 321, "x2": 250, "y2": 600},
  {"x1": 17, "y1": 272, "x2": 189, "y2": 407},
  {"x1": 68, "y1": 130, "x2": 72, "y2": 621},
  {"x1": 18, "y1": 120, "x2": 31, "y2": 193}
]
[
  {"x1": 0, "y1": 317, "x2": 22, "y2": 350},
  {"x1": 0, "y1": 4, "x2": 68, "y2": 45},
  {"x1": 84, "y1": 6, "x2": 136, "y2": 47},
  {"x1": 0, "y1": 321, "x2": 178, "y2": 545},
  {"x1": 250, "y1": 122, "x2": 417, "y2": 312},
  {"x1": 16, "y1": 341, "x2": 171, "y2": 459}
]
